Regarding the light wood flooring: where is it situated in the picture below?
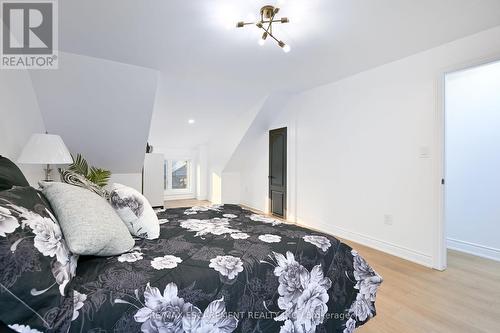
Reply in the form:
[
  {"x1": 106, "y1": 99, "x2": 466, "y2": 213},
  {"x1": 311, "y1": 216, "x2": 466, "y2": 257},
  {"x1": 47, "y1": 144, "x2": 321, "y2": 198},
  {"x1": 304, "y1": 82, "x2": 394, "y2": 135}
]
[
  {"x1": 164, "y1": 199, "x2": 500, "y2": 333},
  {"x1": 164, "y1": 199, "x2": 211, "y2": 209},
  {"x1": 345, "y1": 242, "x2": 500, "y2": 333}
]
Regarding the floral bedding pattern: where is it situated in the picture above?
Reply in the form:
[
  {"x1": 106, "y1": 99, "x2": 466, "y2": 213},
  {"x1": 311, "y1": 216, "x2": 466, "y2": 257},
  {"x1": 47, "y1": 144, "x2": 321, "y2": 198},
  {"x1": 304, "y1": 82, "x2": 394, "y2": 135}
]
[
  {"x1": 1, "y1": 197, "x2": 382, "y2": 333},
  {"x1": 0, "y1": 187, "x2": 77, "y2": 333}
]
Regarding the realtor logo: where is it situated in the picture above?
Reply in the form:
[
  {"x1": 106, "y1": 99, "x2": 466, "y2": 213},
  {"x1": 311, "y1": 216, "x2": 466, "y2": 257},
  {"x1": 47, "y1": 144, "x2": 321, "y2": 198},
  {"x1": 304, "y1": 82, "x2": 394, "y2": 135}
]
[{"x1": 1, "y1": 0, "x2": 58, "y2": 69}]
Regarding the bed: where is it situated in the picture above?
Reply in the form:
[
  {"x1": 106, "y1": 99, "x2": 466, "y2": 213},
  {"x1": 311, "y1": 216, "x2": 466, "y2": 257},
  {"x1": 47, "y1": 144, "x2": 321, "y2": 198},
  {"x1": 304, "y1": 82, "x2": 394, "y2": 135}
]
[{"x1": 1, "y1": 188, "x2": 381, "y2": 332}]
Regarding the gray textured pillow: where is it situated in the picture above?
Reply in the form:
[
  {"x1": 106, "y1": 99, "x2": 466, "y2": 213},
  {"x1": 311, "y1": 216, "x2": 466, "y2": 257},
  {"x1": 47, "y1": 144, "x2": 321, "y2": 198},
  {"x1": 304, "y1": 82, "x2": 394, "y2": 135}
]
[{"x1": 41, "y1": 182, "x2": 134, "y2": 256}]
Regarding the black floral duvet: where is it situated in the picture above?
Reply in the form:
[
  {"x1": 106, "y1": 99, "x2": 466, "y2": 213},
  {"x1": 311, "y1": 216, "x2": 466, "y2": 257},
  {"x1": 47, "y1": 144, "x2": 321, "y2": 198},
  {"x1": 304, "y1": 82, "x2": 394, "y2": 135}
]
[{"x1": 1, "y1": 190, "x2": 382, "y2": 333}]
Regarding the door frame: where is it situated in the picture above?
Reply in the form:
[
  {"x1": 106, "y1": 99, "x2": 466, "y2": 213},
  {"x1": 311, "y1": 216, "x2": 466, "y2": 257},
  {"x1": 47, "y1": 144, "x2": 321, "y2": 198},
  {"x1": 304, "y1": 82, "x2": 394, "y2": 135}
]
[
  {"x1": 435, "y1": 53, "x2": 500, "y2": 271},
  {"x1": 269, "y1": 127, "x2": 287, "y2": 219}
]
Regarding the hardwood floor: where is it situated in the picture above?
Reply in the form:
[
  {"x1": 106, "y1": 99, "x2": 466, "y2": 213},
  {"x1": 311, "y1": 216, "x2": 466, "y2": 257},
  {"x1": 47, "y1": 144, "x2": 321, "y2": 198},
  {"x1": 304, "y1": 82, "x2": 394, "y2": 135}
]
[
  {"x1": 344, "y1": 242, "x2": 500, "y2": 333},
  {"x1": 164, "y1": 199, "x2": 211, "y2": 209},
  {"x1": 165, "y1": 199, "x2": 500, "y2": 333}
]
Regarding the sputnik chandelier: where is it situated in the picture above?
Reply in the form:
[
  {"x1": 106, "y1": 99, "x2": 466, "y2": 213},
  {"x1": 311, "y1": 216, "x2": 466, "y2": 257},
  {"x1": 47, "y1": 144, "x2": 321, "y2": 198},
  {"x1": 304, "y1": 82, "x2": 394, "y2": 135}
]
[{"x1": 236, "y1": 5, "x2": 291, "y2": 52}]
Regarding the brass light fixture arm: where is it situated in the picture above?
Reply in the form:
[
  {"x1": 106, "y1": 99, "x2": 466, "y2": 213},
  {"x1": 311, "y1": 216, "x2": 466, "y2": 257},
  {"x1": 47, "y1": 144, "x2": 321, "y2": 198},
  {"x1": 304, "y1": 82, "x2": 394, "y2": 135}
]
[
  {"x1": 236, "y1": 5, "x2": 290, "y2": 51},
  {"x1": 259, "y1": 23, "x2": 281, "y2": 45},
  {"x1": 265, "y1": 7, "x2": 276, "y2": 35}
]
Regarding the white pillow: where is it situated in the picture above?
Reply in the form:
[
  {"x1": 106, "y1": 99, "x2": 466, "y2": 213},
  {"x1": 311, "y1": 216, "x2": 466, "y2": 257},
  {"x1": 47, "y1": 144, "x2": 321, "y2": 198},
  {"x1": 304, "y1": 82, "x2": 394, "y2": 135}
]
[{"x1": 109, "y1": 183, "x2": 160, "y2": 239}]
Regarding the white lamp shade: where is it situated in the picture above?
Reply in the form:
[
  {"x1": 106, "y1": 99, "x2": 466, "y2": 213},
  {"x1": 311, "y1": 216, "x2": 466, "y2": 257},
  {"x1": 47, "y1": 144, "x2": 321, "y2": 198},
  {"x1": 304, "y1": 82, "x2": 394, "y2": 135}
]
[{"x1": 17, "y1": 133, "x2": 73, "y2": 165}]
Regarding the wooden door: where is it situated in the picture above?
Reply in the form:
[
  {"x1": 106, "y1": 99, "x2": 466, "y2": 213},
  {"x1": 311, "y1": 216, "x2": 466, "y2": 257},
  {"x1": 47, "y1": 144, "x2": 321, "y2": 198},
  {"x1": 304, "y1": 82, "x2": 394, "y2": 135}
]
[{"x1": 269, "y1": 127, "x2": 287, "y2": 218}]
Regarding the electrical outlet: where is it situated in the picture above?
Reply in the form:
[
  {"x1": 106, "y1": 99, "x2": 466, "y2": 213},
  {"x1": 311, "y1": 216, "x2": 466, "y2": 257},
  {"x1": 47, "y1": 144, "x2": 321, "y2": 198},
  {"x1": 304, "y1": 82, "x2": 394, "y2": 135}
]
[{"x1": 384, "y1": 214, "x2": 394, "y2": 226}]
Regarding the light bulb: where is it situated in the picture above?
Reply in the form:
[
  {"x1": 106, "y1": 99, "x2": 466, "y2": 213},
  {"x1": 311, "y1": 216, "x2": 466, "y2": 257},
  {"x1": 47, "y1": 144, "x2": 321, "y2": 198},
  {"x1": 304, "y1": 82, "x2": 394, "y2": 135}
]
[
  {"x1": 282, "y1": 44, "x2": 291, "y2": 53},
  {"x1": 258, "y1": 39, "x2": 265, "y2": 46},
  {"x1": 188, "y1": 119, "x2": 195, "y2": 124}
]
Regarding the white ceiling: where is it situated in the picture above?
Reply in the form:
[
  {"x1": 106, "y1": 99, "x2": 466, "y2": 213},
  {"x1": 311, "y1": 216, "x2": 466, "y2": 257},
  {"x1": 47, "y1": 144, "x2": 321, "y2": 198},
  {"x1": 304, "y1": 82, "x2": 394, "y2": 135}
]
[
  {"x1": 30, "y1": 53, "x2": 158, "y2": 173},
  {"x1": 58, "y1": 0, "x2": 500, "y2": 150}
]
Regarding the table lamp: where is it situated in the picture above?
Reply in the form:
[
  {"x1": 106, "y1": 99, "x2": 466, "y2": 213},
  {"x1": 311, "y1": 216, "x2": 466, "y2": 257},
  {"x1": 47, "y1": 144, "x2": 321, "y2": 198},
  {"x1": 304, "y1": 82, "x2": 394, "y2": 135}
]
[{"x1": 17, "y1": 133, "x2": 73, "y2": 181}]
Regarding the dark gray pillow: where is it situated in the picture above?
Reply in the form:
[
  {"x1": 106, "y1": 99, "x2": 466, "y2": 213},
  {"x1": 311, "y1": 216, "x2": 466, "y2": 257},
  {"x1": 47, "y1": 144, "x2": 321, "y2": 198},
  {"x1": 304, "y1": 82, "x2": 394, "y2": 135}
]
[
  {"x1": 0, "y1": 156, "x2": 29, "y2": 191},
  {"x1": 41, "y1": 182, "x2": 134, "y2": 256}
]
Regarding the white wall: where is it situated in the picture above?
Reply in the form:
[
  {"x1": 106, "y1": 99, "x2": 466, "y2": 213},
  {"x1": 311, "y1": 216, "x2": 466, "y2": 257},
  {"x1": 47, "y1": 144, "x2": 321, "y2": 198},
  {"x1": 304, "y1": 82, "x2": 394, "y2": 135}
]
[
  {"x1": 108, "y1": 173, "x2": 143, "y2": 192},
  {"x1": 223, "y1": 26, "x2": 500, "y2": 268},
  {"x1": 221, "y1": 172, "x2": 240, "y2": 204},
  {"x1": 196, "y1": 144, "x2": 208, "y2": 200},
  {"x1": 0, "y1": 70, "x2": 46, "y2": 185},
  {"x1": 445, "y1": 61, "x2": 500, "y2": 262},
  {"x1": 208, "y1": 96, "x2": 268, "y2": 203},
  {"x1": 224, "y1": 93, "x2": 298, "y2": 220}
]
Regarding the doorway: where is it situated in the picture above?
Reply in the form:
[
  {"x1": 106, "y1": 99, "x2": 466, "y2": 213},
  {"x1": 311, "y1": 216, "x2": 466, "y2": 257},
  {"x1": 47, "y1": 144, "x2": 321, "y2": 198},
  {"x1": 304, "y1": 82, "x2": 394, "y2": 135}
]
[
  {"x1": 442, "y1": 60, "x2": 500, "y2": 266},
  {"x1": 269, "y1": 127, "x2": 287, "y2": 218}
]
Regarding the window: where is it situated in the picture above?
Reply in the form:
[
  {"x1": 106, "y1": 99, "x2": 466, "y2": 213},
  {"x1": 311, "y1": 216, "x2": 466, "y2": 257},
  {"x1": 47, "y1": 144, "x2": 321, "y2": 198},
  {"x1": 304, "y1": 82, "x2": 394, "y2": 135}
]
[
  {"x1": 172, "y1": 160, "x2": 188, "y2": 189},
  {"x1": 164, "y1": 160, "x2": 191, "y2": 192}
]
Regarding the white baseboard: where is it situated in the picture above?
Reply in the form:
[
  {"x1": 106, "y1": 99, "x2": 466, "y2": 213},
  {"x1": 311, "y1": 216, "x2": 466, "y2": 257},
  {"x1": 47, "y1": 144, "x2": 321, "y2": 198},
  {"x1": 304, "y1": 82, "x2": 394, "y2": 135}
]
[
  {"x1": 447, "y1": 238, "x2": 500, "y2": 262},
  {"x1": 239, "y1": 202, "x2": 266, "y2": 214},
  {"x1": 298, "y1": 220, "x2": 434, "y2": 268},
  {"x1": 164, "y1": 194, "x2": 196, "y2": 201}
]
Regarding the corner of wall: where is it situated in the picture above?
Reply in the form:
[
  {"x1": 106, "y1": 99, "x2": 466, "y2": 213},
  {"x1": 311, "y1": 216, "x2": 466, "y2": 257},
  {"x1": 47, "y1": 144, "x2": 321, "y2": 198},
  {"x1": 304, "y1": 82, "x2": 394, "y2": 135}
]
[{"x1": 0, "y1": 69, "x2": 46, "y2": 185}]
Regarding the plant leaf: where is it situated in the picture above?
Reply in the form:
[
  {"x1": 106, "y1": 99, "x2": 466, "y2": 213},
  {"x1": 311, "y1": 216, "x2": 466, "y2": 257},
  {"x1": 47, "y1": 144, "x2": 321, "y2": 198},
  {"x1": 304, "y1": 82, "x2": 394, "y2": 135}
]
[
  {"x1": 68, "y1": 153, "x2": 89, "y2": 177},
  {"x1": 88, "y1": 166, "x2": 111, "y2": 187},
  {"x1": 66, "y1": 153, "x2": 111, "y2": 187}
]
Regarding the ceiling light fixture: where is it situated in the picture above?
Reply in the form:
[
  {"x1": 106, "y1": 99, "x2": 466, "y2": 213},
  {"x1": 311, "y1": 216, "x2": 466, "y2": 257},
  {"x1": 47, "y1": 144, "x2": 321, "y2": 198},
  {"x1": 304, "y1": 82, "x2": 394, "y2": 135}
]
[
  {"x1": 188, "y1": 119, "x2": 195, "y2": 124},
  {"x1": 237, "y1": 5, "x2": 290, "y2": 52}
]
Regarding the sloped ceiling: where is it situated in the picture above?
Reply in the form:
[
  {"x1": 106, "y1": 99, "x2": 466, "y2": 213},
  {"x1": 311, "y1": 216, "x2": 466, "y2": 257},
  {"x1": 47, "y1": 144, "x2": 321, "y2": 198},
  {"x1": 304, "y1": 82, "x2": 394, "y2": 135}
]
[
  {"x1": 56, "y1": 0, "x2": 500, "y2": 155},
  {"x1": 29, "y1": 52, "x2": 158, "y2": 173},
  {"x1": 224, "y1": 93, "x2": 293, "y2": 173},
  {"x1": 148, "y1": 74, "x2": 269, "y2": 150},
  {"x1": 19, "y1": 0, "x2": 500, "y2": 174}
]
